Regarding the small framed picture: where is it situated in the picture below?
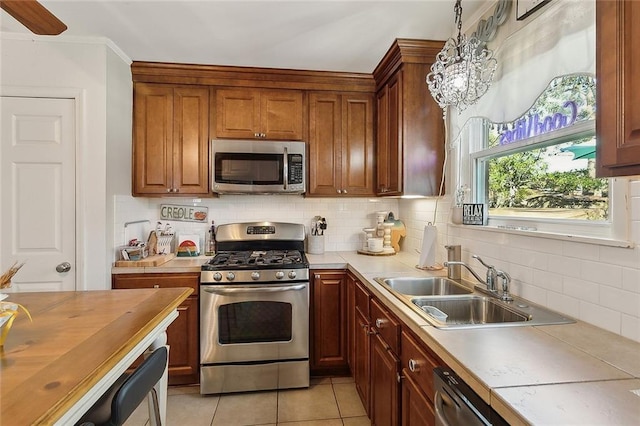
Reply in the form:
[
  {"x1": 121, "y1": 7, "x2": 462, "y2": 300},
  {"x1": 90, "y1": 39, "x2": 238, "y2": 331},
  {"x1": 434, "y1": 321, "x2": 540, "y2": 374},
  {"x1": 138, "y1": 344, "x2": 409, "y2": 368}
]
[
  {"x1": 516, "y1": 0, "x2": 551, "y2": 21},
  {"x1": 462, "y1": 204, "x2": 486, "y2": 226}
]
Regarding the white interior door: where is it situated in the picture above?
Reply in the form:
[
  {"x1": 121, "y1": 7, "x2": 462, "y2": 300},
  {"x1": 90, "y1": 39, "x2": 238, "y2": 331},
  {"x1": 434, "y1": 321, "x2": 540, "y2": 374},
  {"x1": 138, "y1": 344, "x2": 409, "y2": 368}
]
[{"x1": 1, "y1": 97, "x2": 76, "y2": 291}]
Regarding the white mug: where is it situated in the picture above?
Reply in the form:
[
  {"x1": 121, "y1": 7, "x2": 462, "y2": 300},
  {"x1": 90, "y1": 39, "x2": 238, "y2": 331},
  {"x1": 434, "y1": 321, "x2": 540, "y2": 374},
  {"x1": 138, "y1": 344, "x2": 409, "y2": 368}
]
[{"x1": 367, "y1": 237, "x2": 383, "y2": 252}]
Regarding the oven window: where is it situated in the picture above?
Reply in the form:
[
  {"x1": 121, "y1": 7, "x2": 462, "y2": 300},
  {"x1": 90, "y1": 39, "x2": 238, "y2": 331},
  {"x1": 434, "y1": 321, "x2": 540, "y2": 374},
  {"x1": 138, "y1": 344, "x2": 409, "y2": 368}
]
[
  {"x1": 215, "y1": 153, "x2": 283, "y2": 185},
  {"x1": 218, "y1": 301, "x2": 293, "y2": 344}
]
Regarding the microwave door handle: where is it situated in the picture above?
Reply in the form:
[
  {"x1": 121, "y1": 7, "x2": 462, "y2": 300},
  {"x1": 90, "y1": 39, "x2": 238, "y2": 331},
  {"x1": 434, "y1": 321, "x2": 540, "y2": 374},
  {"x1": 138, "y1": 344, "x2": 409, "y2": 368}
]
[
  {"x1": 283, "y1": 146, "x2": 288, "y2": 190},
  {"x1": 204, "y1": 284, "x2": 306, "y2": 294}
]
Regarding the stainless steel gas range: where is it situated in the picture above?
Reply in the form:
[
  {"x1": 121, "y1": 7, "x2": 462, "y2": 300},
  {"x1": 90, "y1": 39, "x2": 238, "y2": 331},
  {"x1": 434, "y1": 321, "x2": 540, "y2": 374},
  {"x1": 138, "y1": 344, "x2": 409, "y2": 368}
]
[{"x1": 199, "y1": 222, "x2": 310, "y2": 394}]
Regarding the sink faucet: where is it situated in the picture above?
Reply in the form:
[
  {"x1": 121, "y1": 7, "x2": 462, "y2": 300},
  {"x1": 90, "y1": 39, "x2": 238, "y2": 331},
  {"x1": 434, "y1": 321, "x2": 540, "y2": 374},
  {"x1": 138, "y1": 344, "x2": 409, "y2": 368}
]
[
  {"x1": 443, "y1": 255, "x2": 498, "y2": 293},
  {"x1": 472, "y1": 255, "x2": 498, "y2": 292},
  {"x1": 497, "y1": 270, "x2": 513, "y2": 301}
]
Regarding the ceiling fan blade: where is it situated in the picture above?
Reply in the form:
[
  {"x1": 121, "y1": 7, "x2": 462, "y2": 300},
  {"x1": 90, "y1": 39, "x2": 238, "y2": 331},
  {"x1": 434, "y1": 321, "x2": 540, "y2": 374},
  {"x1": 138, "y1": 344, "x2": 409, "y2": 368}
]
[{"x1": 1, "y1": 0, "x2": 67, "y2": 35}]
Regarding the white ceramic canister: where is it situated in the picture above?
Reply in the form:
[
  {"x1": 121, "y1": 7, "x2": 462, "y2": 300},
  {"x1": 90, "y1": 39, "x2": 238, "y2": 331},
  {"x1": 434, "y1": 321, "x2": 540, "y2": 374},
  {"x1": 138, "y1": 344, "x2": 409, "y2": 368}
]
[
  {"x1": 307, "y1": 234, "x2": 325, "y2": 255},
  {"x1": 367, "y1": 237, "x2": 384, "y2": 252}
]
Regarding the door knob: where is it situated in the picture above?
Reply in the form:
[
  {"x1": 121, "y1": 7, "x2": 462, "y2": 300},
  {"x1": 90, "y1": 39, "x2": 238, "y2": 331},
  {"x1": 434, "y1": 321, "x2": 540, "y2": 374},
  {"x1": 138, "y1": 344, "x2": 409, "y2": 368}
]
[{"x1": 56, "y1": 262, "x2": 71, "y2": 273}]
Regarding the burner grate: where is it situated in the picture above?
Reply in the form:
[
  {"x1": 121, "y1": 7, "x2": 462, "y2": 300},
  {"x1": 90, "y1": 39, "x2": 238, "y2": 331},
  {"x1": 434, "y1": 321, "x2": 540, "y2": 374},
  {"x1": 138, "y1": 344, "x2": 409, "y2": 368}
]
[{"x1": 205, "y1": 250, "x2": 306, "y2": 269}]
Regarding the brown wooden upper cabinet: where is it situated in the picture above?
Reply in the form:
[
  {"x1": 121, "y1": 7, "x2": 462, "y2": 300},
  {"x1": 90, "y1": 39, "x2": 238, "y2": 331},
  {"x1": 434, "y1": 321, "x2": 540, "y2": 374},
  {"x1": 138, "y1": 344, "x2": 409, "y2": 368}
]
[
  {"x1": 215, "y1": 88, "x2": 304, "y2": 140},
  {"x1": 374, "y1": 39, "x2": 445, "y2": 197},
  {"x1": 308, "y1": 92, "x2": 375, "y2": 196},
  {"x1": 596, "y1": 0, "x2": 640, "y2": 177},
  {"x1": 133, "y1": 83, "x2": 210, "y2": 196}
]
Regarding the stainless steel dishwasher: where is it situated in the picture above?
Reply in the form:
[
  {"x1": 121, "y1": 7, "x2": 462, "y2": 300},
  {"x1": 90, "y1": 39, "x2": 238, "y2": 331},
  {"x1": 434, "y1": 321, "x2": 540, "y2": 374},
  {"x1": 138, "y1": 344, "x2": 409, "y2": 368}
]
[{"x1": 434, "y1": 367, "x2": 509, "y2": 426}]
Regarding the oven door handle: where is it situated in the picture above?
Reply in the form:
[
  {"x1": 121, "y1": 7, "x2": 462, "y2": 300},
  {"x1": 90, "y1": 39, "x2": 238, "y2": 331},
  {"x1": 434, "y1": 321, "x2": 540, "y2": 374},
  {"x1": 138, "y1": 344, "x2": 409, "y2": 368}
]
[{"x1": 203, "y1": 284, "x2": 306, "y2": 294}]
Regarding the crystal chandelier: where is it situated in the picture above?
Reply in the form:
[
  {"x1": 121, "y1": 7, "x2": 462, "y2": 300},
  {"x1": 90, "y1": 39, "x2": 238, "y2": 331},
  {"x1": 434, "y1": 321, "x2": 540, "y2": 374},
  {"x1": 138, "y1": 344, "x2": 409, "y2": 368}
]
[{"x1": 427, "y1": 0, "x2": 497, "y2": 114}]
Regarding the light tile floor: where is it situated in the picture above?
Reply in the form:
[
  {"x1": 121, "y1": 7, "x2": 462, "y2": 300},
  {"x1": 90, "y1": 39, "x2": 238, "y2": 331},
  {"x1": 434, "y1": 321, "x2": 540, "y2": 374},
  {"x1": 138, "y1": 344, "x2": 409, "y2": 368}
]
[{"x1": 125, "y1": 376, "x2": 371, "y2": 426}]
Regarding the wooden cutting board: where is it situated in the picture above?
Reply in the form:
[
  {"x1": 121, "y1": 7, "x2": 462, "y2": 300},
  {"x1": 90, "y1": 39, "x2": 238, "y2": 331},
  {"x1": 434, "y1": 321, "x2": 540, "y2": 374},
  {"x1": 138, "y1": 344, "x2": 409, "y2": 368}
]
[{"x1": 114, "y1": 253, "x2": 176, "y2": 267}]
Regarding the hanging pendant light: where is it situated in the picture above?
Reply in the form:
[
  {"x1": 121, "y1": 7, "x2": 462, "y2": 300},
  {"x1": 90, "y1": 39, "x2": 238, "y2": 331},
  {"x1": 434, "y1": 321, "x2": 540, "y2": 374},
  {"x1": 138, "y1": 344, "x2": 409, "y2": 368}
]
[{"x1": 427, "y1": 0, "x2": 497, "y2": 115}]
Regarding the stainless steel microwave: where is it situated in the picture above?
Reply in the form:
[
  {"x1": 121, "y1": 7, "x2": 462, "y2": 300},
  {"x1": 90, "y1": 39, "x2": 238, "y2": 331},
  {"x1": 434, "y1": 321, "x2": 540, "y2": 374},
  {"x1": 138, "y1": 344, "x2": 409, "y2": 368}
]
[{"x1": 211, "y1": 139, "x2": 306, "y2": 194}]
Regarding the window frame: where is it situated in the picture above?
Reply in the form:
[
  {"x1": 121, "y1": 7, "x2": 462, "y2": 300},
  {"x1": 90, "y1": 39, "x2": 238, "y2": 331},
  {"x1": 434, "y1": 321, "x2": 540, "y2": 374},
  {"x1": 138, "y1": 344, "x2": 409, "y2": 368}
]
[{"x1": 469, "y1": 121, "x2": 629, "y2": 243}]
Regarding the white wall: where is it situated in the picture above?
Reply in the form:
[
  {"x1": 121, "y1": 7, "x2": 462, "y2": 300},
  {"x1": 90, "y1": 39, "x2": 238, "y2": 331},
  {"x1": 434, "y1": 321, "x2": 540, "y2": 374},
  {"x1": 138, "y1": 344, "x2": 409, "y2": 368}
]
[
  {"x1": 0, "y1": 33, "x2": 132, "y2": 290},
  {"x1": 399, "y1": 0, "x2": 640, "y2": 343}
]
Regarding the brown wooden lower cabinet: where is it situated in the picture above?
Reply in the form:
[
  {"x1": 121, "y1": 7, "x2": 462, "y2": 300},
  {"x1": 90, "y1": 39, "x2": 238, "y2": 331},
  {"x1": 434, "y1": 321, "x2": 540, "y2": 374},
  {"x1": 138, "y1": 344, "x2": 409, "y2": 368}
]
[
  {"x1": 310, "y1": 270, "x2": 350, "y2": 376},
  {"x1": 370, "y1": 333, "x2": 400, "y2": 426},
  {"x1": 354, "y1": 303, "x2": 371, "y2": 415},
  {"x1": 346, "y1": 273, "x2": 444, "y2": 425},
  {"x1": 400, "y1": 330, "x2": 442, "y2": 405},
  {"x1": 402, "y1": 372, "x2": 436, "y2": 426},
  {"x1": 112, "y1": 272, "x2": 199, "y2": 386}
]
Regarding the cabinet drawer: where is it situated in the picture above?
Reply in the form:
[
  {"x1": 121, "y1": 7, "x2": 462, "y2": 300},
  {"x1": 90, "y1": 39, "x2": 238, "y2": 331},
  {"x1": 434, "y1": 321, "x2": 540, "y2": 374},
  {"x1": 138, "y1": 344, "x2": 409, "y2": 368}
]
[
  {"x1": 370, "y1": 298, "x2": 400, "y2": 354},
  {"x1": 355, "y1": 280, "x2": 370, "y2": 318},
  {"x1": 401, "y1": 330, "x2": 441, "y2": 403},
  {"x1": 113, "y1": 273, "x2": 199, "y2": 296}
]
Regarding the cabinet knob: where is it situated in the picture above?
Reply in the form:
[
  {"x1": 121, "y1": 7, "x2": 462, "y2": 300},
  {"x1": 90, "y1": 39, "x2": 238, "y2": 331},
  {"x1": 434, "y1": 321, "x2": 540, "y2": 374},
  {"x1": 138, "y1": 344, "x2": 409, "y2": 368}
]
[
  {"x1": 408, "y1": 358, "x2": 418, "y2": 372},
  {"x1": 153, "y1": 284, "x2": 159, "y2": 288},
  {"x1": 254, "y1": 132, "x2": 260, "y2": 138},
  {"x1": 337, "y1": 189, "x2": 342, "y2": 194},
  {"x1": 166, "y1": 188, "x2": 172, "y2": 193},
  {"x1": 375, "y1": 318, "x2": 385, "y2": 328},
  {"x1": 343, "y1": 189, "x2": 348, "y2": 194}
]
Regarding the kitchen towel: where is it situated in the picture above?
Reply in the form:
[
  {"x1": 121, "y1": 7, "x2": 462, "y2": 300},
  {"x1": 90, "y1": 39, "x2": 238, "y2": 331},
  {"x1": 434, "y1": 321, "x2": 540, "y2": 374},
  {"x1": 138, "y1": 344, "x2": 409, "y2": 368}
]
[{"x1": 417, "y1": 225, "x2": 437, "y2": 268}]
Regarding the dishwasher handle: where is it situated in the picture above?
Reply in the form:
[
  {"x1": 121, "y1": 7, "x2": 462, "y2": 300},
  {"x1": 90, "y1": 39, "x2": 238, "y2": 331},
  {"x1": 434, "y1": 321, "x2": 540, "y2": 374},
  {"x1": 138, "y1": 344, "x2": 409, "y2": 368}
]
[
  {"x1": 434, "y1": 390, "x2": 453, "y2": 426},
  {"x1": 203, "y1": 284, "x2": 306, "y2": 294}
]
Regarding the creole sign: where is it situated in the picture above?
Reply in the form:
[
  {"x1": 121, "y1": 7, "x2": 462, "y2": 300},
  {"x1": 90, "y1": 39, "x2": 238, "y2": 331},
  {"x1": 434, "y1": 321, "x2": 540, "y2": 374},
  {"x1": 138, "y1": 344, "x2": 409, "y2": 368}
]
[{"x1": 160, "y1": 204, "x2": 208, "y2": 223}]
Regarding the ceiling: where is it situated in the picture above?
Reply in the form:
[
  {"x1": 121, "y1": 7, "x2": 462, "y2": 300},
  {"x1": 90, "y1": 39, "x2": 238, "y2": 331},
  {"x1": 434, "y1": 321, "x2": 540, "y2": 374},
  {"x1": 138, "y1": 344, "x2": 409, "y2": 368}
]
[{"x1": 0, "y1": 0, "x2": 488, "y2": 73}]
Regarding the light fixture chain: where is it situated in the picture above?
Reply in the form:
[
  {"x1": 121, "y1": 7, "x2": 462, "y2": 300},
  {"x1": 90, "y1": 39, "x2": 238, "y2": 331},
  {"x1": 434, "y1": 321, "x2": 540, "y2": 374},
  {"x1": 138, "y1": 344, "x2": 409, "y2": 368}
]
[{"x1": 455, "y1": 0, "x2": 463, "y2": 48}]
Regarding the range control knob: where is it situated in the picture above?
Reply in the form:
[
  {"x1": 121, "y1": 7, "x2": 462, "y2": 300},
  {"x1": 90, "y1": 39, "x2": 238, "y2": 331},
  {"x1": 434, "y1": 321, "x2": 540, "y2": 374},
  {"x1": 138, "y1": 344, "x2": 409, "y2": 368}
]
[
  {"x1": 251, "y1": 271, "x2": 260, "y2": 281},
  {"x1": 275, "y1": 271, "x2": 285, "y2": 280},
  {"x1": 288, "y1": 271, "x2": 297, "y2": 279},
  {"x1": 226, "y1": 272, "x2": 236, "y2": 281},
  {"x1": 213, "y1": 272, "x2": 222, "y2": 282}
]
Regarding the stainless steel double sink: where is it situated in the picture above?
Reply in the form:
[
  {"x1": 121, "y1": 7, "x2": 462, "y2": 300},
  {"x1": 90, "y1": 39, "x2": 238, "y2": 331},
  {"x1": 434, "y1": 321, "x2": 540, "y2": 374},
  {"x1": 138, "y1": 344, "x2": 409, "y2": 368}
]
[{"x1": 374, "y1": 276, "x2": 574, "y2": 329}]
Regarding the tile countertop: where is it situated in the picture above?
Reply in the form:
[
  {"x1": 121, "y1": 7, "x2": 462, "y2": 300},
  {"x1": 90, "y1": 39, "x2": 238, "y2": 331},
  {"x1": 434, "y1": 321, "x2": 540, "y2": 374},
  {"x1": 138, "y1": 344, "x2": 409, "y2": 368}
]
[{"x1": 111, "y1": 251, "x2": 640, "y2": 425}]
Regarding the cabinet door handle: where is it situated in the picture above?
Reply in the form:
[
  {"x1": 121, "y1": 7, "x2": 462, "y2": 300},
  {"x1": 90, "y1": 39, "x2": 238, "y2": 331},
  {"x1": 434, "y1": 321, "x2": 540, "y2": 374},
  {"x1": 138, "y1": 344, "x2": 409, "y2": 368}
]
[{"x1": 408, "y1": 358, "x2": 418, "y2": 372}]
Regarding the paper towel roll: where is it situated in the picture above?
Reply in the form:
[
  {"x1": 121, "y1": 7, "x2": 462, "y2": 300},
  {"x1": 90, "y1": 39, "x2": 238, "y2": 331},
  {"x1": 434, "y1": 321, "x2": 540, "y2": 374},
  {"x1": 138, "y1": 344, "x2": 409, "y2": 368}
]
[{"x1": 417, "y1": 225, "x2": 437, "y2": 268}]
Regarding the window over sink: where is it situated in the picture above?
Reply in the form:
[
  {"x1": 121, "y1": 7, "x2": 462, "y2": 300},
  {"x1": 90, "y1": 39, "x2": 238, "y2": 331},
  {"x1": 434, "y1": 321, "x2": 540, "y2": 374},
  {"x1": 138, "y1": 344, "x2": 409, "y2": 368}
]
[{"x1": 456, "y1": 74, "x2": 629, "y2": 243}]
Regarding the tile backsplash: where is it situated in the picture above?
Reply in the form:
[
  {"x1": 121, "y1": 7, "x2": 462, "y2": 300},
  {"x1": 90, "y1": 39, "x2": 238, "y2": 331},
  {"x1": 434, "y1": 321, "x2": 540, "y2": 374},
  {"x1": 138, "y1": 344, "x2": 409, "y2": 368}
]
[
  {"x1": 113, "y1": 194, "x2": 400, "y2": 255},
  {"x1": 113, "y1": 179, "x2": 639, "y2": 343}
]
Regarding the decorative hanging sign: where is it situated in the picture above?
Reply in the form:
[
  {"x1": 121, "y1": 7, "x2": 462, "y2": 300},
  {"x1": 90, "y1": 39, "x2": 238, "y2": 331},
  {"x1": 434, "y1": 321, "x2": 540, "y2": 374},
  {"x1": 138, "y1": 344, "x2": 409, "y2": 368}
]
[
  {"x1": 498, "y1": 100, "x2": 578, "y2": 145},
  {"x1": 471, "y1": 0, "x2": 511, "y2": 51},
  {"x1": 160, "y1": 204, "x2": 208, "y2": 223},
  {"x1": 462, "y1": 204, "x2": 486, "y2": 225}
]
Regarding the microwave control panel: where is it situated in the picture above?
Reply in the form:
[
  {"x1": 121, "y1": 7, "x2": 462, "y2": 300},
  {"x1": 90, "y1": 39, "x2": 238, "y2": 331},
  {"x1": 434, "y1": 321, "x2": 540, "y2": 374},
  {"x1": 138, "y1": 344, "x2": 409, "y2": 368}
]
[{"x1": 288, "y1": 154, "x2": 304, "y2": 184}]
